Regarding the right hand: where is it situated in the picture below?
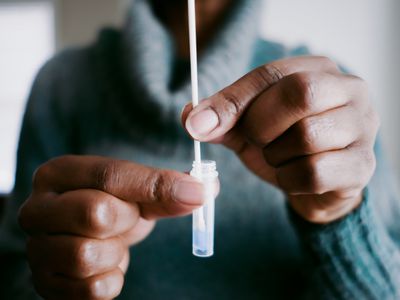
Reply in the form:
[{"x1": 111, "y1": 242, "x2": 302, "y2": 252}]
[{"x1": 18, "y1": 155, "x2": 208, "y2": 300}]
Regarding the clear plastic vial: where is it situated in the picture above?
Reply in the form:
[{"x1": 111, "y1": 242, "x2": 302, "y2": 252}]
[{"x1": 190, "y1": 160, "x2": 218, "y2": 258}]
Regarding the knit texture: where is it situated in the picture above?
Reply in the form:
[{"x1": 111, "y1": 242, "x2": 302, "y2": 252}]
[
  {"x1": 290, "y1": 189, "x2": 400, "y2": 299},
  {"x1": 1, "y1": 0, "x2": 400, "y2": 299}
]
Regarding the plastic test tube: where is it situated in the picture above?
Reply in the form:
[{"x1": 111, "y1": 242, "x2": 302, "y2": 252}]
[{"x1": 190, "y1": 160, "x2": 219, "y2": 257}]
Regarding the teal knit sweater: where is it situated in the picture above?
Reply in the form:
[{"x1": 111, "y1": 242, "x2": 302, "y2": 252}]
[{"x1": 1, "y1": 0, "x2": 400, "y2": 298}]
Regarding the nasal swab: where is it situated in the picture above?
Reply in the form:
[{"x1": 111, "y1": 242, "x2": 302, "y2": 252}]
[
  {"x1": 188, "y1": 0, "x2": 218, "y2": 258},
  {"x1": 188, "y1": 0, "x2": 202, "y2": 168}
]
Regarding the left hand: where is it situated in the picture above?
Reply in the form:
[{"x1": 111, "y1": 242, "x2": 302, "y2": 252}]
[{"x1": 182, "y1": 56, "x2": 379, "y2": 224}]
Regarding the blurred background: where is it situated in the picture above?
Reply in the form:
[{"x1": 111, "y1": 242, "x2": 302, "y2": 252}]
[{"x1": 0, "y1": 0, "x2": 399, "y2": 195}]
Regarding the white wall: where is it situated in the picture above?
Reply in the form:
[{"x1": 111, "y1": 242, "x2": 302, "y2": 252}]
[{"x1": 0, "y1": 0, "x2": 55, "y2": 193}]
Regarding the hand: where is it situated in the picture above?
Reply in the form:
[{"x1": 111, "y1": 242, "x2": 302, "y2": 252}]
[
  {"x1": 182, "y1": 56, "x2": 379, "y2": 224},
  {"x1": 19, "y1": 156, "x2": 208, "y2": 299}
]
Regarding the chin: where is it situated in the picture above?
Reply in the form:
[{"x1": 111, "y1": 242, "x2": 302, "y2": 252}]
[{"x1": 150, "y1": 0, "x2": 186, "y2": 7}]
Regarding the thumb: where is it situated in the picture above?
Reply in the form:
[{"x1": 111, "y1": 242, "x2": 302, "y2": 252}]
[
  {"x1": 33, "y1": 155, "x2": 212, "y2": 220},
  {"x1": 183, "y1": 64, "x2": 276, "y2": 142}
]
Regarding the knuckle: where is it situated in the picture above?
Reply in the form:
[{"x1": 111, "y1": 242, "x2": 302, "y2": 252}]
[
  {"x1": 84, "y1": 272, "x2": 123, "y2": 300},
  {"x1": 286, "y1": 72, "x2": 317, "y2": 113},
  {"x1": 82, "y1": 279, "x2": 103, "y2": 300},
  {"x1": 83, "y1": 197, "x2": 115, "y2": 237},
  {"x1": 248, "y1": 133, "x2": 270, "y2": 148},
  {"x1": 216, "y1": 90, "x2": 243, "y2": 117},
  {"x1": 295, "y1": 118, "x2": 318, "y2": 153},
  {"x1": 147, "y1": 170, "x2": 170, "y2": 203},
  {"x1": 93, "y1": 160, "x2": 119, "y2": 192},
  {"x1": 259, "y1": 63, "x2": 285, "y2": 86},
  {"x1": 73, "y1": 240, "x2": 96, "y2": 275}
]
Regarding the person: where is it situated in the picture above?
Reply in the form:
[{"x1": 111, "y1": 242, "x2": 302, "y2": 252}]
[{"x1": 1, "y1": 0, "x2": 400, "y2": 299}]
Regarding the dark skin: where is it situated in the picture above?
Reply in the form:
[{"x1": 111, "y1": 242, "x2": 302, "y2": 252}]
[
  {"x1": 152, "y1": 0, "x2": 234, "y2": 57},
  {"x1": 19, "y1": 1, "x2": 379, "y2": 299}
]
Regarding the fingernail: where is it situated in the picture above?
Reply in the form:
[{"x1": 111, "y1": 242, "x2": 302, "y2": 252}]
[
  {"x1": 186, "y1": 109, "x2": 219, "y2": 137},
  {"x1": 173, "y1": 178, "x2": 205, "y2": 205}
]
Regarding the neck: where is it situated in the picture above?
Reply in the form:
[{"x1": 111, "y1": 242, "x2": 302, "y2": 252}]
[{"x1": 152, "y1": 0, "x2": 233, "y2": 58}]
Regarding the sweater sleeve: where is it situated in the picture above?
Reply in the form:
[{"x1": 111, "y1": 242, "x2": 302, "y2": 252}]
[
  {"x1": 0, "y1": 54, "x2": 74, "y2": 299},
  {"x1": 289, "y1": 141, "x2": 400, "y2": 299}
]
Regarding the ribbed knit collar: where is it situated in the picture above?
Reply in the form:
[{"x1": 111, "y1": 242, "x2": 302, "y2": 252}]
[{"x1": 121, "y1": 0, "x2": 262, "y2": 123}]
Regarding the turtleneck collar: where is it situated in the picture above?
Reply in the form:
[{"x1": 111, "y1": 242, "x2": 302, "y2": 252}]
[{"x1": 121, "y1": 0, "x2": 262, "y2": 123}]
